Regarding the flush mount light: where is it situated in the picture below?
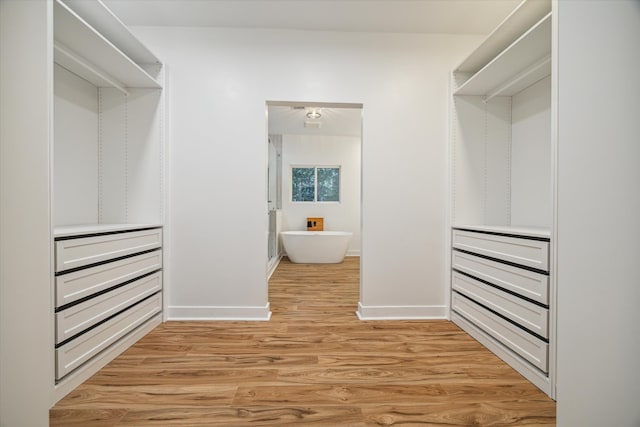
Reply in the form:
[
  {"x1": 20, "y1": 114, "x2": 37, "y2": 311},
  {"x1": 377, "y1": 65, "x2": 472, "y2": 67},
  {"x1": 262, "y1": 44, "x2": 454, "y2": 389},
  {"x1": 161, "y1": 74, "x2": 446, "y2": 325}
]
[{"x1": 306, "y1": 110, "x2": 321, "y2": 119}]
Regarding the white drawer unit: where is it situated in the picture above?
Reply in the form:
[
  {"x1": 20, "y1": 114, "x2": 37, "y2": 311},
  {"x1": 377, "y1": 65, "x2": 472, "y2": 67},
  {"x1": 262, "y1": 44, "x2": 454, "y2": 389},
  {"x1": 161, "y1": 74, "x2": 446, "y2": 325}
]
[
  {"x1": 451, "y1": 226, "x2": 552, "y2": 393},
  {"x1": 53, "y1": 225, "x2": 163, "y2": 382},
  {"x1": 452, "y1": 292, "x2": 548, "y2": 372},
  {"x1": 452, "y1": 250, "x2": 549, "y2": 304},
  {"x1": 55, "y1": 249, "x2": 163, "y2": 307},
  {"x1": 452, "y1": 271, "x2": 548, "y2": 338},
  {"x1": 55, "y1": 227, "x2": 162, "y2": 272},
  {"x1": 452, "y1": 228, "x2": 549, "y2": 272},
  {"x1": 56, "y1": 293, "x2": 162, "y2": 380},
  {"x1": 56, "y1": 271, "x2": 162, "y2": 343}
]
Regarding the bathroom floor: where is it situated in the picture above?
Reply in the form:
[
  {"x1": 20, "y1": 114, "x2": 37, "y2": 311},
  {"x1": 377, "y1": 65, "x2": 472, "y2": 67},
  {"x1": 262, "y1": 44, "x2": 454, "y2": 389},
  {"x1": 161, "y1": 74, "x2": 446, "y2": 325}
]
[{"x1": 50, "y1": 257, "x2": 556, "y2": 426}]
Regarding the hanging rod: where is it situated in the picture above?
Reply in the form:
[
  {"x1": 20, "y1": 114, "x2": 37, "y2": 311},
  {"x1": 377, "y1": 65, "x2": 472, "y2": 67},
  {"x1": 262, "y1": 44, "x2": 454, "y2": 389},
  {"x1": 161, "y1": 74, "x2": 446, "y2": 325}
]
[
  {"x1": 54, "y1": 42, "x2": 129, "y2": 96},
  {"x1": 483, "y1": 54, "x2": 551, "y2": 103}
]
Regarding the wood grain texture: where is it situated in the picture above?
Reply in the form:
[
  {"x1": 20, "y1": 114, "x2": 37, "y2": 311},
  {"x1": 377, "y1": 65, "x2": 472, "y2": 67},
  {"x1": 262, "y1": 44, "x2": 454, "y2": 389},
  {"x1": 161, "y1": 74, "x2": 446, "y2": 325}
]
[{"x1": 51, "y1": 257, "x2": 555, "y2": 426}]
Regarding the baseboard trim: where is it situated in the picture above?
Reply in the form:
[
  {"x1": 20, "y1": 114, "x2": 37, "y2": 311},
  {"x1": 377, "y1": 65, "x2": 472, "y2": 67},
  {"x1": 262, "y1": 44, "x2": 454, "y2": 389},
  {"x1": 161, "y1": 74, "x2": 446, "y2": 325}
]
[
  {"x1": 167, "y1": 303, "x2": 272, "y2": 321},
  {"x1": 356, "y1": 302, "x2": 447, "y2": 320},
  {"x1": 346, "y1": 250, "x2": 361, "y2": 257},
  {"x1": 267, "y1": 255, "x2": 283, "y2": 280}
]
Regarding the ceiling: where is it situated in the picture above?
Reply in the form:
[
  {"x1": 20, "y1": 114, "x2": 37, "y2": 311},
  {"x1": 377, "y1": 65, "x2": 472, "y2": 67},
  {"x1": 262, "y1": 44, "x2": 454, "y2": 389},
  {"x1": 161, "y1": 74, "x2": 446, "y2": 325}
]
[
  {"x1": 102, "y1": 1, "x2": 521, "y2": 137},
  {"x1": 103, "y1": 0, "x2": 520, "y2": 35},
  {"x1": 268, "y1": 105, "x2": 362, "y2": 137}
]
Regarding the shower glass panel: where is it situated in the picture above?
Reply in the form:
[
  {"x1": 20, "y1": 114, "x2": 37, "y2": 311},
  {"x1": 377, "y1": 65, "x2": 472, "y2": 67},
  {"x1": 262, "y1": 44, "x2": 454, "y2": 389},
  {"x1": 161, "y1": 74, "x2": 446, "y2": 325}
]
[
  {"x1": 268, "y1": 210, "x2": 277, "y2": 260},
  {"x1": 267, "y1": 135, "x2": 282, "y2": 263}
]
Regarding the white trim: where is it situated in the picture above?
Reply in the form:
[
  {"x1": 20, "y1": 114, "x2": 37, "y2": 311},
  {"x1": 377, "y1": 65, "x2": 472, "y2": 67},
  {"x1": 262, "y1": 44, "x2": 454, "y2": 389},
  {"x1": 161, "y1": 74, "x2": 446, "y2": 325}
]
[
  {"x1": 356, "y1": 302, "x2": 447, "y2": 320},
  {"x1": 167, "y1": 303, "x2": 272, "y2": 321},
  {"x1": 346, "y1": 250, "x2": 361, "y2": 257},
  {"x1": 267, "y1": 255, "x2": 282, "y2": 280}
]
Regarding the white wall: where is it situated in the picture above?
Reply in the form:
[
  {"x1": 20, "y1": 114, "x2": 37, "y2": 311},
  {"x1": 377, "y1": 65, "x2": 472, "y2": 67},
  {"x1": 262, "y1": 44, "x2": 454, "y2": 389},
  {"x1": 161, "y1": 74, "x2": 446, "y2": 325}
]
[
  {"x1": 0, "y1": 1, "x2": 53, "y2": 425},
  {"x1": 511, "y1": 76, "x2": 551, "y2": 228},
  {"x1": 133, "y1": 26, "x2": 481, "y2": 320},
  {"x1": 281, "y1": 134, "x2": 361, "y2": 255},
  {"x1": 54, "y1": 65, "x2": 99, "y2": 226},
  {"x1": 53, "y1": 67, "x2": 164, "y2": 227},
  {"x1": 556, "y1": 1, "x2": 640, "y2": 425}
]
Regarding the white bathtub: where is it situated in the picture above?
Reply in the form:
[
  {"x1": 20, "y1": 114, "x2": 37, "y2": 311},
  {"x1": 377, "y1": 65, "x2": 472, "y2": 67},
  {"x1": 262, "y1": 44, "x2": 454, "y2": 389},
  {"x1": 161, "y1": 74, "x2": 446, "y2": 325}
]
[{"x1": 280, "y1": 231, "x2": 353, "y2": 264}]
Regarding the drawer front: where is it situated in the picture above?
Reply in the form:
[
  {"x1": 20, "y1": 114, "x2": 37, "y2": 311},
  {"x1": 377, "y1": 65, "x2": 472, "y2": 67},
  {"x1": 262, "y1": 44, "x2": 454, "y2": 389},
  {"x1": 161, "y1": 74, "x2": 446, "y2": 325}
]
[
  {"x1": 56, "y1": 250, "x2": 162, "y2": 307},
  {"x1": 56, "y1": 293, "x2": 162, "y2": 380},
  {"x1": 452, "y1": 271, "x2": 548, "y2": 338},
  {"x1": 452, "y1": 229, "x2": 549, "y2": 271},
  {"x1": 55, "y1": 228, "x2": 162, "y2": 272},
  {"x1": 452, "y1": 250, "x2": 548, "y2": 304},
  {"x1": 56, "y1": 272, "x2": 162, "y2": 344},
  {"x1": 452, "y1": 292, "x2": 548, "y2": 372}
]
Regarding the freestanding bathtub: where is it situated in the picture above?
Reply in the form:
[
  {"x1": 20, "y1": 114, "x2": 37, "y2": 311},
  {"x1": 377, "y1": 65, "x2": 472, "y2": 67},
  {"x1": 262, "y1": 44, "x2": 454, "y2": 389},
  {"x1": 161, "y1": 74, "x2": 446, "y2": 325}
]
[{"x1": 280, "y1": 231, "x2": 353, "y2": 264}]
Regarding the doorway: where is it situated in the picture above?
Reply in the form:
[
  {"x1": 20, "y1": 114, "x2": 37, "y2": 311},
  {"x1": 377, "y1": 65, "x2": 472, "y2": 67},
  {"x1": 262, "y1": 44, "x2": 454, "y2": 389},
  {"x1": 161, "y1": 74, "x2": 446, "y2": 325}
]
[{"x1": 265, "y1": 100, "x2": 363, "y2": 285}]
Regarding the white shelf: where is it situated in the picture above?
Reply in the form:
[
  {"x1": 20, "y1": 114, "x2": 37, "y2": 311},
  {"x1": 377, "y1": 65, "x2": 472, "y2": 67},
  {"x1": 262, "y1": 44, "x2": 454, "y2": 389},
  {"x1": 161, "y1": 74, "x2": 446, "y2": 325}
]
[
  {"x1": 54, "y1": 223, "x2": 162, "y2": 238},
  {"x1": 53, "y1": 0, "x2": 161, "y2": 91},
  {"x1": 454, "y1": 0, "x2": 551, "y2": 75},
  {"x1": 453, "y1": 225, "x2": 550, "y2": 240},
  {"x1": 61, "y1": 0, "x2": 161, "y2": 67},
  {"x1": 455, "y1": 12, "x2": 551, "y2": 97}
]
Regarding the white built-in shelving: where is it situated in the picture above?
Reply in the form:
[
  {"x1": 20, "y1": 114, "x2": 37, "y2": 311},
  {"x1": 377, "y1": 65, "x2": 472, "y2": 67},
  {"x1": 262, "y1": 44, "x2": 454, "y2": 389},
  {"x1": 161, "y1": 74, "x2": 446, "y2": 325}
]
[
  {"x1": 450, "y1": 0, "x2": 555, "y2": 399},
  {"x1": 51, "y1": 0, "x2": 165, "y2": 403},
  {"x1": 454, "y1": 0, "x2": 551, "y2": 76},
  {"x1": 454, "y1": 12, "x2": 551, "y2": 99},
  {"x1": 54, "y1": 0, "x2": 161, "y2": 94},
  {"x1": 61, "y1": 0, "x2": 161, "y2": 67}
]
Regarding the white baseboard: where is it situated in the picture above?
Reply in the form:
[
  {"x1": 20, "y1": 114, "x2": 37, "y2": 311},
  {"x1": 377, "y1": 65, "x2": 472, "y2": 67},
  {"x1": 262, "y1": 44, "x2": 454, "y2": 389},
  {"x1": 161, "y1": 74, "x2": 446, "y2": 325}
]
[
  {"x1": 356, "y1": 302, "x2": 447, "y2": 320},
  {"x1": 167, "y1": 303, "x2": 272, "y2": 321},
  {"x1": 267, "y1": 255, "x2": 282, "y2": 280},
  {"x1": 346, "y1": 250, "x2": 361, "y2": 257}
]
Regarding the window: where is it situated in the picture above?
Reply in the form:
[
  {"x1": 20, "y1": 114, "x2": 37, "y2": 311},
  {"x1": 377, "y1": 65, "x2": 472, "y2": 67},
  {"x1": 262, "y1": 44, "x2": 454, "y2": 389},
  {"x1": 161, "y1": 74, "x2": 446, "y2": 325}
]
[{"x1": 292, "y1": 166, "x2": 340, "y2": 202}]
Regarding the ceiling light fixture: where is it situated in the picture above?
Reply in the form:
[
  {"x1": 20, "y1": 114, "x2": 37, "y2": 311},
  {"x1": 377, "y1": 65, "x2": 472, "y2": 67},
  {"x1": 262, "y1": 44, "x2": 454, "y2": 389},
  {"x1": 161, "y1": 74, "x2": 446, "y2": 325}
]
[{"x1": 306, "y1": 110, "x2": 321, "y2": 119}]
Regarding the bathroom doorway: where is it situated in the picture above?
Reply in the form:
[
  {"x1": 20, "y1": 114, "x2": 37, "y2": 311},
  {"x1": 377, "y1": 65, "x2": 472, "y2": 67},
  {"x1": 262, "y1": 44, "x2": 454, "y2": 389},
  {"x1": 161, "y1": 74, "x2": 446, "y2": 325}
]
[{"x1": 265, "y1": 101, "x2": 363, "y2": 287}]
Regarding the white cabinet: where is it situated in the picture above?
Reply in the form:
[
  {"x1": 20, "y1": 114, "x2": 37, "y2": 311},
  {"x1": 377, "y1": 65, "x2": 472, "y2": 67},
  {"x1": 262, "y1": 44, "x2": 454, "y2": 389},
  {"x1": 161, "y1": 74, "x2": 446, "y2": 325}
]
[
  {"x1": 450, "y1": 0, "x2": 555, "y2": 398},
  {"x1": 56, "y1": 270, "x2": 162, "y2": 343},
  {"x1": 451, "y1": 227, "x2": 552, "y2": 393},
  {"x1": 50, "y1": 0, "x2": 165, "y2": 400},
  {"x1": 452, "y1": 228, "x2": 549, "y2": 271},
  {"x1": 54, "y1": 226, "x2": 163, "y2": 381},
  {"x1": 55, "y1": 249, "x2": 162, "y2": 307}
]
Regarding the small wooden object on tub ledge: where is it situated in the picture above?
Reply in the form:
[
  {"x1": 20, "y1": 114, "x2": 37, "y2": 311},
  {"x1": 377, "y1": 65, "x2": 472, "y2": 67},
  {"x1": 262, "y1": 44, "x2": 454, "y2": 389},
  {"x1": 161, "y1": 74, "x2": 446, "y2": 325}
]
[{"x1": 306, "y1": 217, "x2": 323, "y2": 231}]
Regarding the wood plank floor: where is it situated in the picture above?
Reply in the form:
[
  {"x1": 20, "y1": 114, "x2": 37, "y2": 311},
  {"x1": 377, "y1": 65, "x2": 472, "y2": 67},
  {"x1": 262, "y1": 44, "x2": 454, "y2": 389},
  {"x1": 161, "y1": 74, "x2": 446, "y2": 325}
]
[{"x1": 50, "y1": 257, "x2": 556, "y2": 426}]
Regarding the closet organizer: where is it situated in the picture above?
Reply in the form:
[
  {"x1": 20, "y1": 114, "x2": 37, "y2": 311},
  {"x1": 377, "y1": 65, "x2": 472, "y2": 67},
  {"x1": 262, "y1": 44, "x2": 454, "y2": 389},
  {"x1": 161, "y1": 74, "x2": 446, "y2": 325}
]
[
  {"x1": 52, "y1": 0, "x2": 165, "y2": 401},
  {"x1": 449, "y1": 0, "x2": 556, "y2": 398}
]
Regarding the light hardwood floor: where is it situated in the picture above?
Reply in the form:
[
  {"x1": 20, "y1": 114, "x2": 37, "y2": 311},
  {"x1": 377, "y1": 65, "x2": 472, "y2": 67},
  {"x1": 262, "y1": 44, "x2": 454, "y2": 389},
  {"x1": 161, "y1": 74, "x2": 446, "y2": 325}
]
[{"x1": 50, "y1": 257, "x2": 556, "y2": 426}]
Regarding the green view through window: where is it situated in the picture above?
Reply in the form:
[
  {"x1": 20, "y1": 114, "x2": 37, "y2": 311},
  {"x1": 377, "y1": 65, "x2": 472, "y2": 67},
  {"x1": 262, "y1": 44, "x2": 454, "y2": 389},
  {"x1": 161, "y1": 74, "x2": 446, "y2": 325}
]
[{"x1": 292, "y1": 167, "x2": 340, "y2": 202}]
